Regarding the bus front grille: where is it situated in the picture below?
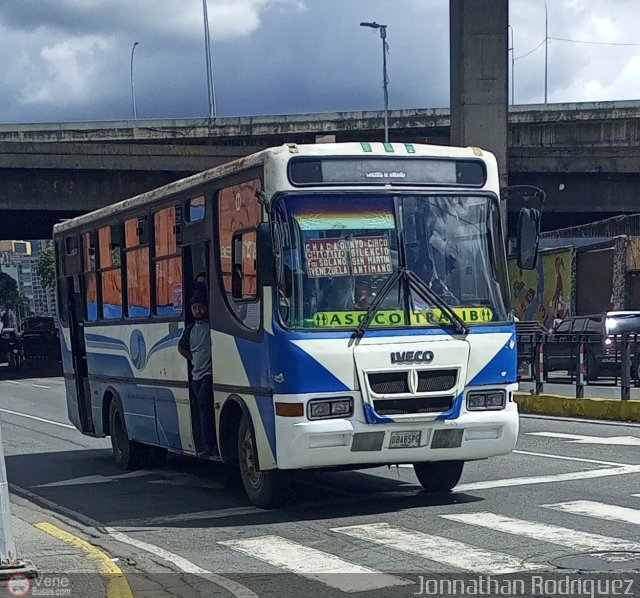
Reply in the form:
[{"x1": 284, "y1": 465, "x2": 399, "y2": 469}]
[
  {"x1": 417, "y1": 370, "x2": 457, "y2": 392},
  {"x1": 368, "y1": 369, "x2": 457, "y2": 395},
  {"x1": 373, "y1": 396, "x2": 454, "y2": 415},
  {"x1": 367, "y1": 372, "x2": 409, "y2": 394}
]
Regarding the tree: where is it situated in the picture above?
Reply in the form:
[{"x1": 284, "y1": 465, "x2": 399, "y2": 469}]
[
  {"x1": 35, "y1": 248, "x2": 56, "y2": 290},
  {"x1": 0, "y1": 272, "x2": 20, "y2": 310}
]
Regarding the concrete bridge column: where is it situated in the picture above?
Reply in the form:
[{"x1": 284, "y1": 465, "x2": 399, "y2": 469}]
[{"x1": 450, "y1": 0, "x2": 509, "y2": 214}]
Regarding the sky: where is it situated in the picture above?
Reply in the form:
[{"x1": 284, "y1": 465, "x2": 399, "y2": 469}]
[{"x1": 1, "y1": 0, "x2": 640, "y2": 124}]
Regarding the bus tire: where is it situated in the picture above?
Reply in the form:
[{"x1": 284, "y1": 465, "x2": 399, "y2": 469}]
[
  {"x1": 237, "y1": 414, "x2": 289, "y2": 509},
  {"x1": 109, "y1": 398, "x2": 146, "y2": 470},
  {"x1": 413, "y1": 460, "x2": 464, "y2": 493}
]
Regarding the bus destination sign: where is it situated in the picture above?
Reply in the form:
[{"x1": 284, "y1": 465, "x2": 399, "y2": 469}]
[{"x1": 304, "y1": 235, "x2": 392, "y2": 278}]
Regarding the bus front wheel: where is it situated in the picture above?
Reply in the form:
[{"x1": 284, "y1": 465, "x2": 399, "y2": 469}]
[
  {"x1": 413, "y1": 460, "x2": 464, "y2": 492},
  {"x1": 238, "y1": 414, "x2": 289, "y2": 509},
  {"x1": 109, "y1": 398, "x2": 147, "y2": 470}
]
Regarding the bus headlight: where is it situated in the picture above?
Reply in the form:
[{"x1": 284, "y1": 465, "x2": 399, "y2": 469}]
[
  {"x1": 466, "y1": 391, "x2": 506, "y2": 411},
  {"x1": 308, "y1": 397, "x2": 353, "y2": 420}
]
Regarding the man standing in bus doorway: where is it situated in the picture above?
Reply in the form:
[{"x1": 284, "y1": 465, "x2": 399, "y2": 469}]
[{"x1": 178, "y1": 290, "x2": 215, "y2": 456}]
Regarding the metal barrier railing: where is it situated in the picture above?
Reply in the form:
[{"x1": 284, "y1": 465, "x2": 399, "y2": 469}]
[{"x1": 516, "y1": 330, "x2": 639, "y2": 401}]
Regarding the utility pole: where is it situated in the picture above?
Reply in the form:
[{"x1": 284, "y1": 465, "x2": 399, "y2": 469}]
[
  {"x1": 544, "y1": 0, "x2": 548, "y2": 104},
  {"x1": 202, "y1": 0, "x2": 217, "y2": 118},
  {"x1": 0, "y1": 420, "x2": 35, "y2": 580}
]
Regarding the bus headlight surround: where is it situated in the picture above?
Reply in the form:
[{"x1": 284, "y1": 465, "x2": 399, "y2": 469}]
[
  {"x1": 466, "y1": 390, "x2": 506, "y2": 411},
  {"x1": 308, "y1": 397, "x2": 353, "y2": 420}
]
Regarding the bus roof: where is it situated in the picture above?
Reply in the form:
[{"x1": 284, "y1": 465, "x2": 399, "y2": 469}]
[{"x1": 53, "y1": 142, "x2": 495, "y2": 235}]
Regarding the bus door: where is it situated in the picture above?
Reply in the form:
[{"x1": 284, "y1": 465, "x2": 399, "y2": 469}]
[
  {"x1": 181, "y1": 194, "x2": 213, "y2": 453},
  {"x1": 58, "y1": 234, "x2": 95, "y2": 435},
  {"x1": 64, "y1": 274, "x2": 94, "y2": 434}
]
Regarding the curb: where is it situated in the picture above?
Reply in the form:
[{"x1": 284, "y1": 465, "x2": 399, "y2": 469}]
[{"x1": 515, "y1": 392, "x2": 640, "y2": 422}]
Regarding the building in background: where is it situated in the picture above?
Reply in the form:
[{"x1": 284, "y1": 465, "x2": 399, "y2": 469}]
[{"x1": 0, "y1": 239, "x2": 57, "y2": 322}]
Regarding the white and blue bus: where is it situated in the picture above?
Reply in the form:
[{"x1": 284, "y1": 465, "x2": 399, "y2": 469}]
[{"x1": 54, "y1": 142, "x2": 538, "y2": 508}]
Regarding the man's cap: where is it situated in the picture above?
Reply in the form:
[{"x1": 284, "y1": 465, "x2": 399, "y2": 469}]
[{"x1": 189, "y1": 289, "x2": 207, "y2": 305}]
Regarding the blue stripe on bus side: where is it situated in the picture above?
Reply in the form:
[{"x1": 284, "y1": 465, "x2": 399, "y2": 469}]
[
  {"x1": 84, "y1": 352, "x2": 180, "y2": 449},
  {"x1": 255, "y1": 395, "x2": 277, "y2": 460},
  {"x1": 234, "y1": 334, "x2": 350, "y2": 394}
]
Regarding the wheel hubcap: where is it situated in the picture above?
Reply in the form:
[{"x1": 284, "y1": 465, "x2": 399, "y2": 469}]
[{"x1": 241, "y1": 429, "x2": 263, "y2": 490}]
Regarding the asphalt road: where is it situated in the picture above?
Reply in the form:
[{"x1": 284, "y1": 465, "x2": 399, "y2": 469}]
[{"x1": 2, "y1": 373, "x2": 640, "y2": 597}]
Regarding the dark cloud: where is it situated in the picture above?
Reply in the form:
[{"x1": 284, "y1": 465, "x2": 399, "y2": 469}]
[{"x1": 0, "y1": 1, "x2": 638, "y2": 124}]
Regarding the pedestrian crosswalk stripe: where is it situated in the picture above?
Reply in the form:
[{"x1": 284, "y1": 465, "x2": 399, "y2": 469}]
[
  {"x1": 455, "y1": 464, "x2": 640, "y2": 492},
  {"x1": 543, "y1": 500, "x2": 640, "y2": 526},
  {"x1": 218, "y1": 535, "x2": 411, "y2": 593},
  {"x1": 332, "y1": 523, "x2": 545, "y2": 574},
  {"x1": 442, "y1": 512, "x2": 640, "y2": 552}
]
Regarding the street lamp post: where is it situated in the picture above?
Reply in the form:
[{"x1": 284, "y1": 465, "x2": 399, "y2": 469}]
[
  {"x1": 508, "y1": 24, "x2": 515, "y2": 105},
  {"x1": 360, "y1": 21, "x2": 389, "y2": 143},
  {"x1": 202, "y1": 0, "x2": 217, "y2": 118},
  {"x1": 544, "y1": 0, "x2": 548, "y2": 104},
  {"x1": 130, "y1": 41, "x2": 139, "y2": 119}
]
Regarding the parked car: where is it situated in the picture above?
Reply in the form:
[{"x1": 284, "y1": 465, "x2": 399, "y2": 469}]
[
  {"x1": 544, "y1": 311, "x2": 640, "y2": 381},
  {"x1": 0, "y1": 328, "x2": 18, "y2": 365}
]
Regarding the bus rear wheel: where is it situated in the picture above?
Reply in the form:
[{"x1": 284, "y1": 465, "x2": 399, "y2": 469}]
[
  {"x1": 109, "y1": 398, "x2": 148, "y2": 470},
  {"x1": 238, "y1": 414, "x2": 289, "y2": 509},
  {"x1": 413, "y1": 460, "x2": 464, "y2": 493}
]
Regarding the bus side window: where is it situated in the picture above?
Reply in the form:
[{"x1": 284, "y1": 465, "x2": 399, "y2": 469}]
[
  {"x1": 82, "y1": 232, "x2": 98, "y2": 322},
  {"x1": 98, "y1": 226, "x2": 123, "y2": 320},
  {"x1": 217, "y1": 179, "x2": 262, "y2": 331},
  {"x1": 125, "y1": 217, "x2": 151, "y2": 318},
  {"x1": 154, "y1": 206, "x2": 183, "y2": 317}
]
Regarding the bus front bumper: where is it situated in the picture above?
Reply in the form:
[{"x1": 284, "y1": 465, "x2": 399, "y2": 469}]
[{"x1": 275, "y1": 403, "x2": 519, "y2": 470}]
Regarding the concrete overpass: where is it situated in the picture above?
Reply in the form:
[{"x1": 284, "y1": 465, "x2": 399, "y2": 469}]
[{"x1": 1, "y1": 100, "x2": 640, "y2": 239}]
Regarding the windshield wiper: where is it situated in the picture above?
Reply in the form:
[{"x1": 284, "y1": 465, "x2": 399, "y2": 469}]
[
  {"x1": 407, "y1": 269, "x2": 469, "y2": 336},
  {"x1": 350, "y1": 267, "x2": 404, "y2": 346},
  {"x1": 350, "y1": 267, "x2": 469, "y2": 345}
]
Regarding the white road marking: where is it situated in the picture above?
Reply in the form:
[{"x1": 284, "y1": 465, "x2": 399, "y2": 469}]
[
  {"x1": 218, "y1": 535, "x2": 411, "y2": 593},
  {"x1": 442, "y1": 512, "x2": 640, "y2": 552},
  {"x1": 4, "y1": 380, "x2": 20, "y2": 385},
  {"x1": 112, "y1": 506, "x2": 261, "y2": 527},
  {"x1": 527, "y1": 432, "x2": 640, "y2": 446},
  {"x1": 543, "y1": 500, "x2": 640, "y2": 526},
  {"x1": 333, "y1": 523, "x2": 544, "y2": 574},
  {"x1": 32, "y1": 384, "x2": 50, "y2": 389},
  {"x1": 106, "y1": 528, "x2": 259, "y2": 598},
  {"x1": 0, "y1": 408, "x2": 75, "y2": 429},
  {"x1": 455, "y1": 464, "x2": 640, "y2": 492},
  {"x1": 512, "y1": 449, "x2": 628, "y2": 467},
  {"x1": 35, "y1": 471, "x2": 152, "y2": 488}
]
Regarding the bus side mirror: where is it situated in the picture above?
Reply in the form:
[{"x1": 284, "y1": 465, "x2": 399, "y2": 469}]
[
  {"x1": 517, "y1": 207, "x2": 540, "y2": 270},
  {"x1": 257, "y1": 222, "x2": 274, "y2": 287}
]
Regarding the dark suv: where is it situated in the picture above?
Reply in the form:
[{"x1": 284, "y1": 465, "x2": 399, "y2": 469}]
[
  {"x1": 20, "y1": 316, "x2": 61, "y2": 368},
  {"x1": 545, "y1": 311, "x2": 640, "y2": 381}
]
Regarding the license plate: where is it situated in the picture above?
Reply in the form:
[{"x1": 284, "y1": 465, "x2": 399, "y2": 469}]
[{"x1": 389, "y1": 431, "x2": 421, "y2": 449}]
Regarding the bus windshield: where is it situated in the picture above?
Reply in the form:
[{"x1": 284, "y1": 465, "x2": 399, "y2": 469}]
[{"x1": 274, "y1": 193, "x2": 509, "y2": 330}]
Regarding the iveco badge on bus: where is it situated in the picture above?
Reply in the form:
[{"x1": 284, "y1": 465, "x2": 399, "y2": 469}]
[{"x1": 390, "y1": 350, "x2": 434, "y2": 364}]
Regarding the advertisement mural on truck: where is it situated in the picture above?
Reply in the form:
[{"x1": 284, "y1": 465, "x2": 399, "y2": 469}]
[{"x1": 509, "y1": 247, "x2": 572, "y2": 328}]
